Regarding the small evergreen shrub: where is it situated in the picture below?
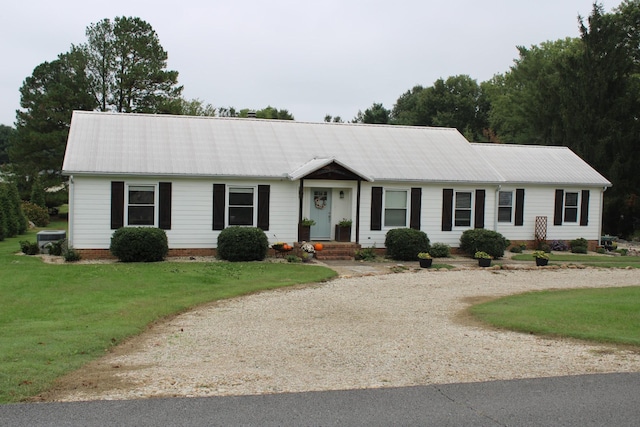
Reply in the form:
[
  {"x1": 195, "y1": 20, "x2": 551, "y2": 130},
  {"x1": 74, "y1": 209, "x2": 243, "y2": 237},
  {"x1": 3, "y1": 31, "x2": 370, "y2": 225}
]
[
  {"x1": 510, "y1": 245, "x2": 523, "y2": 253},
  {"x1": 19, "y1": 240, "x2": 40, "y2": 255},
  {"x1": 459, "y1": 229, "x2": 509, "y2": 259},
  {"x1": 429, "y1": 242, "x2": 451, "y2": 258},
  {"x1": 384, "y1": 228, "x2": 430, "y2": 261},
  {"x1": 217, "y1": 226, "x2": 269, "y2": 261},
  {"x1": 63, "y1": 246, "x2": 81, "y2": 262},
  {"x1": 354, "y1": 247, "x2": 377, "y2": 261},
  {"x1": 570, "y1": 237, "x2": 588, "y2": 254},
  {"x1": 21, "y1": 201, "x2": 50, "y2": 227},
  {"x1": 110, "y1": 227, "x2": 168, "y2": 262},
  {"x1": 46, "y1": 239, "x2": 64, "y2": 256}
]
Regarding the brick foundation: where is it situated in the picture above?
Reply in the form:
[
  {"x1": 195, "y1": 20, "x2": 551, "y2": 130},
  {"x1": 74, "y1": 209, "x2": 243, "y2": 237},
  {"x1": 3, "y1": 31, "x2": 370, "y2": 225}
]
[{"x1": 76, "y1": 248, "x2": 218, "y2": 260}]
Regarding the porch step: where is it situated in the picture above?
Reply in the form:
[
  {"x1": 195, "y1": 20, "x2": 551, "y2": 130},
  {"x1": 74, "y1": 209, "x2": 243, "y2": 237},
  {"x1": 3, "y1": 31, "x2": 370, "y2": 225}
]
[{"x1": 313, "y1": 242, "x2": 361, "y2": 261}]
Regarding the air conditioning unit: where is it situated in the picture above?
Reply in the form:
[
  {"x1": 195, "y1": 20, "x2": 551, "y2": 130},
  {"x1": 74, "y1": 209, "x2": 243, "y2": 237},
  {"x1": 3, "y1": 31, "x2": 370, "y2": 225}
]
[{"x1": 36, "y1": 230, "x2": 66, "y2": 254}]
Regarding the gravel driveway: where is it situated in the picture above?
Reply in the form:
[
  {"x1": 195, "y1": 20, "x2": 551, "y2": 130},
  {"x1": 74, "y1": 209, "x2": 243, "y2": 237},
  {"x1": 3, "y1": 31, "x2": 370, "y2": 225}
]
[{"x1": 41, "y1": 267, "x2": 640, "y2": 402}]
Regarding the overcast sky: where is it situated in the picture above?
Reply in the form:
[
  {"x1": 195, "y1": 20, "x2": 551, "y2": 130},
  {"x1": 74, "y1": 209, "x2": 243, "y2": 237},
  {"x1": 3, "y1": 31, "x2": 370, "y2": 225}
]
[{"x1": 0, "y1": 0, "x2": 616, "y2": 127}]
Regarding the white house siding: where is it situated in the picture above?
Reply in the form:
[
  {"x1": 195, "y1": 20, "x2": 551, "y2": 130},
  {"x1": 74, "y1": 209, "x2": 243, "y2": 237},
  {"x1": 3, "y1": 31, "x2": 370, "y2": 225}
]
[{"x1": 68, "y1": 176, "x2": 113, "y2": 249}]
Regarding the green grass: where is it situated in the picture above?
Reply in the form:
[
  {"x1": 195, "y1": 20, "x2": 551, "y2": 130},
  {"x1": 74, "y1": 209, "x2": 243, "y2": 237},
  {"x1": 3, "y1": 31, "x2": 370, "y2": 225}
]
[
  {"x1": 470, "y1": 286, "x2": 640, "y2": 347},
  {"x1": 511, "y1": 253, "x2": 640, "y2": 268},
  {"x1": 0, "y1": 226, "x2": 336, "y2": 403}
]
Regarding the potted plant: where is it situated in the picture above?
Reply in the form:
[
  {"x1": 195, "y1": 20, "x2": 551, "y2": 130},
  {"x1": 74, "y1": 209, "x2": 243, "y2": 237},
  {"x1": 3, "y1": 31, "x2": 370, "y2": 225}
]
[
  {"x1": 475, "y1": 251, "x2": 492, "y2": 267},
  {"x1": 417, "y1": 252, "x2": 433, "y2": 268},
  {"x1": 335, "y1": 218, "x2": 352, "y2": 242},
  {"x1": 299, "y1": 218, "x2": 315, "y2": 241},
  {"x1": 532, "y1": 250, "x2": 550, "y2": 266},
  {"x1": 300, "y1": 242, "x2": 315, "y2": 262}
]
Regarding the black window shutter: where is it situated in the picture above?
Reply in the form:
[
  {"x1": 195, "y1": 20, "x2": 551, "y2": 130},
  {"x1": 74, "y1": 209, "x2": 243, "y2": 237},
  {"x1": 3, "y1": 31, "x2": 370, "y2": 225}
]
[
  {"x1": 158, "y1": 182, "x2": 172, "y2": 230},
  {"x1": 554, "y1": 189, "x2": 564, "y2": 225},
  {"x1": 515, "y1": 189, "x2": 525, "y2": 226},
  {"x1": 474, "y1": 189, "x2": 486, "y2": 229},
  {"x1": 111, "y1": 181, "x2": 124, "y2": 229},
  {"x1": 257, "y1": 185, "x2": 270, "y2": 231},
  {"x1": 441, "y1": 189, "x2": 453, "y2": 231},
  {"x1": 212, "y1": 184, "x2": 225, "y2": 230},
  {"x1": 580, "y1": 190, "x2": 590, "y2": 226},
  {"x1": 410, "y1": 188, "x2": 422, "y2": 230},
  {"x1": 370, "y1": 187, "x2": 383, "y2": 231}
]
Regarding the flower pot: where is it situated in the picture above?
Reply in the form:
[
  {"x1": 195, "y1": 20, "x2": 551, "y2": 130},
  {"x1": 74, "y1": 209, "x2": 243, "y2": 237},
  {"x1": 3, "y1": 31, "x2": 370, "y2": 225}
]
[
  {"x1": 419, "y1": 258, "x2": 433, "y2": 268},
  {"x1": 478, "y1": 258, "x2": 492, "y2": 267},
  {"x1": 535, "y1": 258, "x2": 549, "y2": 266},
  {"x1": 335, "y1": 225, "x2": 352, "y2": 242},
  {"x1": 298, "y1": 225, "x2": 311, "y2": 242}
]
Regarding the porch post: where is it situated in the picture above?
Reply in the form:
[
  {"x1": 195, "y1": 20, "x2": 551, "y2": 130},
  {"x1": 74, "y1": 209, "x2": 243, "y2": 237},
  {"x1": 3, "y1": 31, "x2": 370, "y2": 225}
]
[
  {"x1": 355, "y1": 179, "x2": 361, "y2": 243},
  {"x1": 298, "y1": 178, "x2": 304, "y2": 241}
]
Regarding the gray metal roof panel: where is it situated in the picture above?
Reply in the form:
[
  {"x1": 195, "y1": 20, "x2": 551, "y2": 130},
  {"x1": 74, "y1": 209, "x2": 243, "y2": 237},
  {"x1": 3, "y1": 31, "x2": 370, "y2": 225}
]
[{"x1": 471, "y1": 143, "x2": 611, "y2": 186}]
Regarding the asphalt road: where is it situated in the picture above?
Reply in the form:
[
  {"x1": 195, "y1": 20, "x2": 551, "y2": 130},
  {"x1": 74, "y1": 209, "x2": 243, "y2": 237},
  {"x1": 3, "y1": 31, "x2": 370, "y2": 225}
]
[{"x1": 2, "y1": 373, "x2": 639, "y2": 426}]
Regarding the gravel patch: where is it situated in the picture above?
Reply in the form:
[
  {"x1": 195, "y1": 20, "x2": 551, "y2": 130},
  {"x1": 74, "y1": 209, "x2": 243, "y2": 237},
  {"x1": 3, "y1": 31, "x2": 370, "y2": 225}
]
[{"x1": 42, "y1": 268, "x2": 640, "y2": 402}]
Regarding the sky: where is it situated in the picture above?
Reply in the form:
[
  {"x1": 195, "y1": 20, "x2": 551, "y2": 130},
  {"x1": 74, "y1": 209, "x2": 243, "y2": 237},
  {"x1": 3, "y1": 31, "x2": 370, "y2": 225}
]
[{"x1": 0, "y1": 0, "x2": 616, "y2": 127}]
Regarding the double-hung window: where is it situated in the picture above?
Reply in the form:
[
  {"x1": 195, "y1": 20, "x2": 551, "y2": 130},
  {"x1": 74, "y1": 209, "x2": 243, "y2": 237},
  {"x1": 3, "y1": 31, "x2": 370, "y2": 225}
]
[
  {"x1": 127, "y1": 185, "x2": 155, "y2": 226},
  {"x1": 498, "y1": 191, "x2": 513, "y2": 223},
  {"x1": 228, "y1": 187, "x2": 254, "y2": 226},
  {"x1": 384, "y1": 190, "x2": 407, "y2": 227},
  {"x1": 564, "y1": 192, "x2": 579, "y2": 223},
  {"x1": 454, "y1": 191, "x2": 472, "y2": 227}
]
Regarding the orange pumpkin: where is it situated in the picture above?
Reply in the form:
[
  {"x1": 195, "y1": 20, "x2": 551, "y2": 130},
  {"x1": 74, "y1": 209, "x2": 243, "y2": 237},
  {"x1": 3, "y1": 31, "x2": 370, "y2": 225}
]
[
  {"x1": 314, "y1": 243, "x2": 323, "y2": 251},
  {"x1": 283, "y1": 244, "x2": 292, "y2": 250}
]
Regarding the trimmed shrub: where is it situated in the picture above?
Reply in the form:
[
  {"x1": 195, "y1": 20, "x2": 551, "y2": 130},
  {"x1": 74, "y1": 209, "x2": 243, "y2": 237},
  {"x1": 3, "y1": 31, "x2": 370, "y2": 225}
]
[
  {"x1": 384, "y1": 228, "x2": 430, "y2": 261},
  {"x1": 21, "y1": 201, "x2": 49, "y2": 227},
  {"x1": 19, "y1": 240, "x2": 39, "y2": 255},
  {"x1": 110, "y1": 227, "x2": 168, "y2": 262},
  {"x1": 459, "y1": 229, "x2": 510, "y2": 259},
  {"x1": 63, "y1": 246, "x2": 81, "y2": 262},
  {"x1": 510, "y1": 245, "x2": 523, "y2": 253},
  {"x1": 217, "y1": 226, "x2": 269, "y2": 262},
  {"x1": 46, "y1": 239, "x2": 64, "y2": 256},
  {"x1": 570, "y1": 237, "x2": 588, "y2": 254},
  {"x1": 429, "y1": 242, "x2": 451, "y2": 258}
]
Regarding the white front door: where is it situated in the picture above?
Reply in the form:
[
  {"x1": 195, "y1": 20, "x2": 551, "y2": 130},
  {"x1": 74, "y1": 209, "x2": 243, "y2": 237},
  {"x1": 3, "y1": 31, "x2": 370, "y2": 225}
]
[{"x1": 310, "y1": 188, "x2": 331, "y2": 240}]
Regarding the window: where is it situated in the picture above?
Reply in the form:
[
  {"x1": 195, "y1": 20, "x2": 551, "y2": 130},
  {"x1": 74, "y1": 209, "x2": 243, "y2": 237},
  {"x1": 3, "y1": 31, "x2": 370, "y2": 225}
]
[
  {"x1": 498, "y1": 191, "x2": 513, "y2": 223},
  {"x1": 564, "y1": 192, "x2": 579, "y2": 223},
  {"x1": 229, "y1": 187, "x2": 254, "y2": 225},
  {"x1": 454, "y1": 191, "x2": 472, "y2": 227},
  {"x1": 127, "y1": 185, "x2": 155, "y2": 225},
  {"x1": 384, "y1": 190, "x2": 407, "y2": 227}
]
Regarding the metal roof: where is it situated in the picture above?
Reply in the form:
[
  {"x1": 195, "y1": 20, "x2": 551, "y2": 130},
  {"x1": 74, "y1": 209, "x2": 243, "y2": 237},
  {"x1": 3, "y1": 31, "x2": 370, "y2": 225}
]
[
  {"x1": 62, "y1": 111, "x2": 609, "y2": 186},
  {"x1": 471, "y1": 143, "x2": 611, "y2": 186}
]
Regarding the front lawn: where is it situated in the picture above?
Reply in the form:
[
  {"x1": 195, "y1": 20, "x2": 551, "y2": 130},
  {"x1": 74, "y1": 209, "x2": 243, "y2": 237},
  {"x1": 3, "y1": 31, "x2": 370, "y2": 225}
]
[
  {"x1": 0, "y1": 227, "x2": 336, "y2": 403},
  {"x1": 470, "y1": 286, "x2": 640, "y2": 346}
]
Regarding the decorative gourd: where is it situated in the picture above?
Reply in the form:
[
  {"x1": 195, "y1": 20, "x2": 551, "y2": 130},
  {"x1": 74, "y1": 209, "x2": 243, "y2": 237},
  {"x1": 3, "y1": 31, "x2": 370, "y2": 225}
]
[
  {"x1": 314, "y1": 243, "x2": 323, "y2": 251},
  {"x1": 283, "y1": 244, "x2": 291, "y2": 250}
]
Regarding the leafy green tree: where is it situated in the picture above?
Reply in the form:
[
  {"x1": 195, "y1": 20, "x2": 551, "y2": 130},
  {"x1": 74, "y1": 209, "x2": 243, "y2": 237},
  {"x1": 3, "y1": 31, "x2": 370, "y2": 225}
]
[
  {"x1": 353, "y1": 103, "x2": 390, "y2": 124},
  {"x1": 324, "y1": 115, "x2": 343, "y2": 123},
  {"x1": 82, "y1": 17, "x2": 183, "y2": 113},
  {"x1": 11, "y1": 49, "x2": 97, "y2": 192},
  {"x1": 237, "y1": 106, "x2": 294, "y2": 120},
  {"x1": 391, "y1": 85, "x2": 427, "y2": 125}
]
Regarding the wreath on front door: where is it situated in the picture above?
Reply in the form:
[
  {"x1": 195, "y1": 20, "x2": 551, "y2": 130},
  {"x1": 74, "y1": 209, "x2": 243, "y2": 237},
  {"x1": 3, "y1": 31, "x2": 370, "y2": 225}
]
[{"x1": 314, "y1": 195, "x2": 327, "y2": 210}]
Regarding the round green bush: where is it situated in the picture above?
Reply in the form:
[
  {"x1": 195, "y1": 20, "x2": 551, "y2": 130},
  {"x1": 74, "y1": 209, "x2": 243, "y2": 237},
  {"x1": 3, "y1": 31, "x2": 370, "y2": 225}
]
[
  {"x1": 429, "y1": 242, "x2": 451, "y2": 258},
  {"x1": 459, "y1": 229, "x2": 510, "y2": 259},
  {"x1": 110, "y1": 227, "x2": 168, "y2": 262},
  {"x1": 217, "y1": 226, "x2": 269, "y2": 261},
  {"x1": 384, "y1": 228, "x2": 430, "y2": 261},
  {"x1": 570, "y1": 237, "x2": 588, "y2": 254},
  {"x1": 21, "y1": 201, "x2": 50, "y2": 227}
]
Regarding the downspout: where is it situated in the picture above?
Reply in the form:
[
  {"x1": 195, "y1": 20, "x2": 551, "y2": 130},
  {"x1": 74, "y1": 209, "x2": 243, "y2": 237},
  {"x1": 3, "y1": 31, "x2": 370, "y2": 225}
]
[
  {"x1": 599, "y1": 186, "x2": 607, "y2": 244},
  {"x1": 68, "y1": 175, "x2": 74, "y2": 247},
  {"x1": 494, "y1": 185, "x2": 501, "y2": 231}
]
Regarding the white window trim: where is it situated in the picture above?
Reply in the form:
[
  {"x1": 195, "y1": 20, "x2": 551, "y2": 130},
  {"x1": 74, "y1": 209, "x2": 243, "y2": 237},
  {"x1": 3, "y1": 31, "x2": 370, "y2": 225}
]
[
  {"x1": 454, "y1": 190, "x2": 474, "y2": 228},
  {"x1": 125, "y1": 183, "x2": 158, "y2": 227},
  {"x1": 563, "y1": 191, "x2": 580, "y2": 224},
  {"x1": 497, "y1": 190, "x2": 514, "y2": 224},
  {"x1": 383, "y1": 188, "x2": 409, "y2": 228},
  {"x1": 227, "y1": 185, "x2": 257, "y2": 227}
]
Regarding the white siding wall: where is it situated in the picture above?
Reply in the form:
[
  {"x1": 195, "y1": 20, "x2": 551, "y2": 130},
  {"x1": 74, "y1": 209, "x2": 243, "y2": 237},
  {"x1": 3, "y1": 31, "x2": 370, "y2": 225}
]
[{"x1": 69, "y1": 176, "x2": 604, "y2": 250}]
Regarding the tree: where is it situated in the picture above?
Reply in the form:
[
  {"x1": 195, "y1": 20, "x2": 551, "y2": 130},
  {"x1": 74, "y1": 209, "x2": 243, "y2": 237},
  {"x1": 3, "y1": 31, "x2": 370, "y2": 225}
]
[
  {"x1": 324, "y1": 115, "x2": 343, "y2": 123},
  {"x1": 0, "y1": 125, "x2": 15, "y2": 166},
  {"x1": 82, "y1": 17, "x2": 183, "y2": 113},
  {"x1": 352, "y1": 103, "x2": 390, "y2": 124},
  {"x1": 10, "y1": 48, "x2": 97, "y2": 191}
]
